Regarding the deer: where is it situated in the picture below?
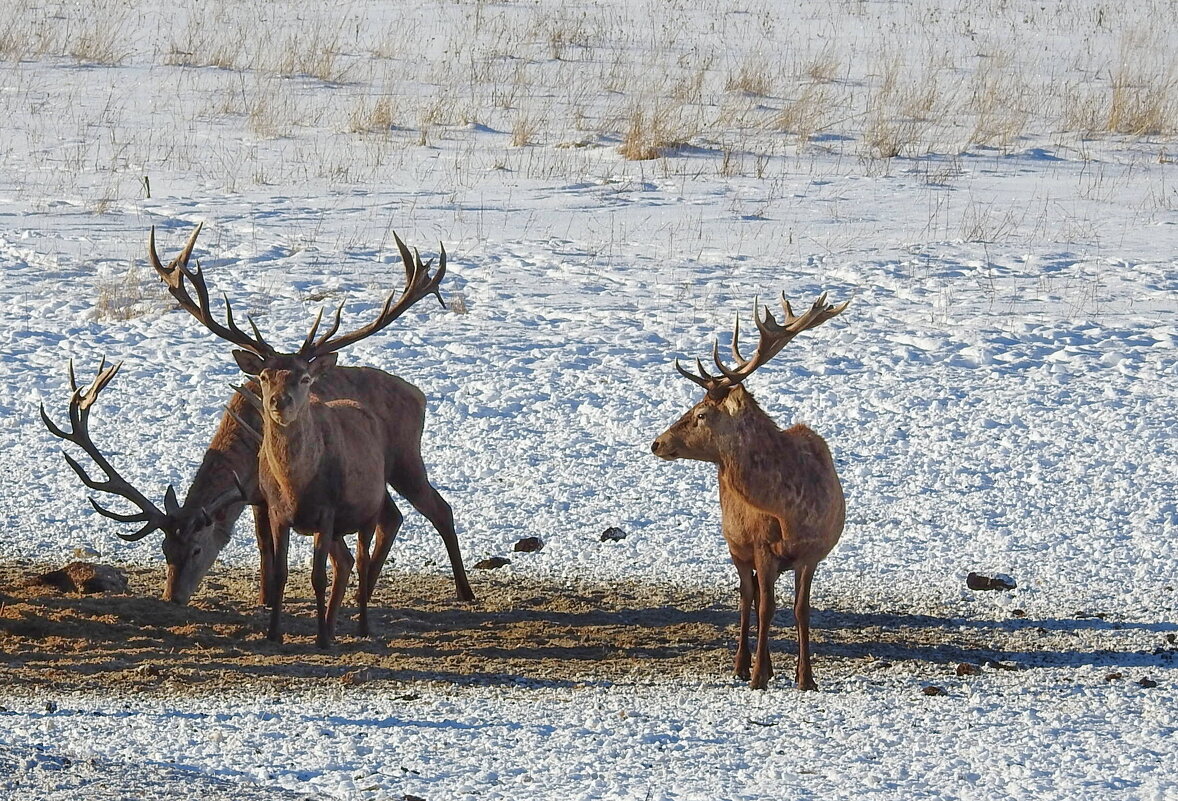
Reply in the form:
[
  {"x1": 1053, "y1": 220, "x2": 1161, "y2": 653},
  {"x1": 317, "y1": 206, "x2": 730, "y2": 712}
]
[
  {"x1": 651, "y1": 292, "x2": 848, "y2": 690},
  {"x1": 149, "y1": 224, "x2": 459, "y2": 647}
]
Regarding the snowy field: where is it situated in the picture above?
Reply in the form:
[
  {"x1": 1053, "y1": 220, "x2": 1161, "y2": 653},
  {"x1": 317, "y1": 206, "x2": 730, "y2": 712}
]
[{"x1": 1, "y1": 0, "x2": 1176, "y2": 798}]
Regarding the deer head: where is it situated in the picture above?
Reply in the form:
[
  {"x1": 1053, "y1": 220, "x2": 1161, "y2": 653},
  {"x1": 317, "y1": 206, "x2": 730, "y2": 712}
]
[
  {"x1": 651, "y1": 292, "x2": 848, "y2": 463},
  {"x1": 41, "y1": 359, "x2": 247, "y2": 603}
]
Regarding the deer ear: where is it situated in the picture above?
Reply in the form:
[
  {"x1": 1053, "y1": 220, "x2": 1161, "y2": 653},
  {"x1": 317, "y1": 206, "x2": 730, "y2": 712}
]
[
  {"x1": 233, "y1": 350, "x2": 265, "y2": 375},
  {"x1": 309, "y1": 352, "x2": 338, "y2": 376}
]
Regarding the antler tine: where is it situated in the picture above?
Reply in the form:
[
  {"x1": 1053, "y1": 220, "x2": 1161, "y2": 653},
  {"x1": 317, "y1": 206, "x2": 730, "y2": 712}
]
[
  {"x1": 149, "y1": 225, "x2": 275, "y2": 358},
  {"x1": 300, "y1": 234, "x2": 448, "y2": 359},
  {"x1": 673, "y1": 358, "x2": 717, "y2": 390},
  {"x1": 677, "y1": 291, "x2": 848, "y2": 392},
  {"x1": 41, "y1": 360, "x2": 172, "y2": 541}
]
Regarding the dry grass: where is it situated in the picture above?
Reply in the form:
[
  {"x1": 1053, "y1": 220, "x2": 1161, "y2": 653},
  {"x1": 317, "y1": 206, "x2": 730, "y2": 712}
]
[
  {"x1": 349, "y1": 96, "x2": 398, "y2": 134},
  {"x1": 511, "y1": 113, "x2": 540, "y2": 147},
  {"x1": 726, "y1": 59, "x2": 773, "y2": 97},
  {"x1": 772, "y1": 84, "x2": 833, "y2": 142},
  {"x1": 616, "y1": 103, "x2": 696, "y2": 161},
  {"x1": 1106, "y1": 68, "x2": 1178, "y2": 137},
  {"x1": 94, "y1": 264, "x2": 160, "y2": 321}
]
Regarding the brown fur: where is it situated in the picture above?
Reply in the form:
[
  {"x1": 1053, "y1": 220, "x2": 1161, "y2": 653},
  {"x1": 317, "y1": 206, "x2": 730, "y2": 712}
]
[{"x1": 653, "y1": 384, "x2": 845, "y2": 689}]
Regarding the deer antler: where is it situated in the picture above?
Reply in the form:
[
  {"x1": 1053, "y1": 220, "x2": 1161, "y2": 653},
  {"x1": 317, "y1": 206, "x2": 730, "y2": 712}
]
[
  {"x1": 150, "y1": 226, "x2": 445, "y2": 360},
  {"x1": 39, "y1": 360, "x2": 174, "y2": 541},
  {"x1": 149, "y1": 224, "x2": 276, "y2": 358},
  {"x1": 675, "y1": 292, "x2": 848, "y2": 393},
  {"x1": 295, "y1": 232, "x2": 447, "y2": 359}
]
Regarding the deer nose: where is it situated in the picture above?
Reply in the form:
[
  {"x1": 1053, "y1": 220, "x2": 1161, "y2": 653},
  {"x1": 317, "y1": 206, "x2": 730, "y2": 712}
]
[{"x1": 650, "y1": 438, "x2": 662, "y2": 454}]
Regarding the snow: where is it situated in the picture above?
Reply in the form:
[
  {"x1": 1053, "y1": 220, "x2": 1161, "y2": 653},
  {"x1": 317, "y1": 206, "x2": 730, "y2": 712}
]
[{"x1": 1, "y1": 0, "x2": 1176, "y2": 797}]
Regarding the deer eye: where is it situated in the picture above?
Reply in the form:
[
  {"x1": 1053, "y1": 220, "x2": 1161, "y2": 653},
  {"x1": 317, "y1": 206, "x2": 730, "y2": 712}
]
[{"x1": 695, "y1": 412, "x2": 707, "y2": 420}]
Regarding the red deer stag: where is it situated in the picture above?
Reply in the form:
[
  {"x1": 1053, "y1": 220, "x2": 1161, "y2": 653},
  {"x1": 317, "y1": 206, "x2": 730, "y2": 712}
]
[
  {"x1": 651, "y1": 292, "x2": 848, "y2": 690},
  {"x1": 153, "y1": 225, "x2": 455, "y2": 647}
]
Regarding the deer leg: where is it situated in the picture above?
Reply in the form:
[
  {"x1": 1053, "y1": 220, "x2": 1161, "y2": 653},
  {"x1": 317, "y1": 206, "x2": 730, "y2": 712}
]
[
  {"x1": 389, "y1": 470, "x2": 474, "y2": 602},
  {"x1": 266, "y1": 519, "x2": 290, "y2": 644},
  {"x1": 794, "y1": 561, "x2": 818, "y2": 691},
  {"x1": 353, "y1": 526, "x2": 373, "y2": 637},
  {"x1": 362, "y1": 496, "x2": 403, "y2": 607},
  {"x1": 750, "y1": 549, "x2": 780, "y2": 690},
  {"x1": 253, "y1": 503, "x2": 274, "y2": 606},
  {"x1": 325, "y1": 535, "x2": 354, "y2": 645},
  {"x1": 311, "y1": 531, "x2": 333, "y2": 649},
  {"x1": 732, "y1": 558, "x2": 755, "y2": 682}
]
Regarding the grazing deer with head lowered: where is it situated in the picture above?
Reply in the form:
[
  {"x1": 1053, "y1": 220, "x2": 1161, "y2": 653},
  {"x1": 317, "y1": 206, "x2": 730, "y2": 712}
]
[
  {"x1": 651, "y1": 292, "x2": 847, "y2": 690},
  {"x1": 151, "y1": 225, "x2": 455, "y2": 647}
]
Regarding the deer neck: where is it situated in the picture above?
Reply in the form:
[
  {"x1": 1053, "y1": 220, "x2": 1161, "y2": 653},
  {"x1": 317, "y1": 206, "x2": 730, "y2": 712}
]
[
  {"x1": 259, "y1": 408, "x2": 324, "y2": 499},
  {"x1": 716, "y1": 399, "x2": 787, "y2": 492}
]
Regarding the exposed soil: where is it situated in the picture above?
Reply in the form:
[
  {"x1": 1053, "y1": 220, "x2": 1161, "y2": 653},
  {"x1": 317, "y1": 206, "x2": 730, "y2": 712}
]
[{"x1": 0, "y1": 560, "x2": 1171, "y2": 696}]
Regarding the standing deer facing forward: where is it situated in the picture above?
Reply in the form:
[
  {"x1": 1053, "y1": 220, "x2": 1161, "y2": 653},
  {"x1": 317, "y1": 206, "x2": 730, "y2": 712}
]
[{"x1": 651, "y1": 292, "x2": 847, "y2": 690}]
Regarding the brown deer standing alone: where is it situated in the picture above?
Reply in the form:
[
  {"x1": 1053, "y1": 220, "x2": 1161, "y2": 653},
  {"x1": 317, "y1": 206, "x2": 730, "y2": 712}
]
[
  {"x1": 651, "y1": 292, "x2": 847, "y2": 690},
  {"x1": 151, "y1": 225, "x2": 459, "y2": 646}
]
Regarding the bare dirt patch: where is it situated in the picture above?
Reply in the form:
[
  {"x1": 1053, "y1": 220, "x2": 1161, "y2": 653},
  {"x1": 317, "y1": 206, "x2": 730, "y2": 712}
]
[{"x1": 1, "y1": 560, "x2": 1171, "y2": 697}]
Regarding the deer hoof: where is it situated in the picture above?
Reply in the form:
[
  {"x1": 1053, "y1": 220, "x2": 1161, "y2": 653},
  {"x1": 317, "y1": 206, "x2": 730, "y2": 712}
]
[{"x1": 797, "y1": 674, "x2": 818, "y2": 691}]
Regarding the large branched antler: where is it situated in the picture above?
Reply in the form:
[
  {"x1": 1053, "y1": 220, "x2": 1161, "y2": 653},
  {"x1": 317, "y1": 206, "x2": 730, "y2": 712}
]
[
  {"x1": 149, "y1": 225, "x2": 276, "y2": 358},
  {"x1": 39, "y1": 360, "x2": 174, "y2": 541},
  {"x1": 149, "y1": 225, "x2": 446, "y2": 360},
  {"x1": 294, "y1": 232, "x2": 447, "y2": 359},
  {"x1": 675, "y1": 292, "x2": 848, "y2": 394}
]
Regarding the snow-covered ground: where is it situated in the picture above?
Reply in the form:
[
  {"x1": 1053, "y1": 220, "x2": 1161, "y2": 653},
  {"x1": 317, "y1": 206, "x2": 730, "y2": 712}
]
[{"x1": 1, "y1": 0, "x2": 1176, "y2": 797}]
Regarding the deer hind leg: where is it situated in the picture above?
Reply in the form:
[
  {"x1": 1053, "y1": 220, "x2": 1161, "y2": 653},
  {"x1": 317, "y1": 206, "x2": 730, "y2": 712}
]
[
  {"x1": 793, "y1": 561, "x2": 818, "y2": 691},
  {"x1": 750, "y1": 548, "x2": 781, "y2": 690},
  {"x1": 388, "y1": 466, "x2": 475, "y2": 602},
  {"x1": 354, "y1": 526, "x2": 373, "y2": 637},
  {"x1": 266, "y1": 519, "x2": 290, "y2": 644},
  {"x1": 732, "y1": 558, "x2": 755, "y2": 681},
  {"x1": 361, "y1": 495, "x2": 403, "y2": 608}
]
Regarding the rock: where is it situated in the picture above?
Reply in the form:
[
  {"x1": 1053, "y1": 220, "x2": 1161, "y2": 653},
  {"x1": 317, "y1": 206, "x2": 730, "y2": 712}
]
[
  {"x1": 473, "y1": 556, "x2": 511, "y2": 570},
  {"x1": 513, "y1": 536, "x2": 544, "y2": 553},
  {"x1": 966, "y1": 572, "x2": 1016, "y2": 591},
  {"x1": 136, "y1": 664, "x2": 161, "y2": 678},
  {"x1": 600, "y1": 526, "x2": 627, "y2": 542},
  {"x1": 1138, "y1": 677, "x2": 1158, "y2": 688},
  {"x1": 1104, "y1": 672, "x2": 1123, "y2": 682},
  {"x1": 984, "y1": 659, "x2": 1020, "y2": 671},
  {"x1": 921, "y1": 685, "x2": 947, "y2": 696},
  {"x1": 73, "y1": 547, "x2": 100, "y2": 559},
  {"x1": 31, "y1": 562, "x2": 129, "y2": 594},
  {"x1": 955, "y1": 662, "x2": 981, "y2": 676}
]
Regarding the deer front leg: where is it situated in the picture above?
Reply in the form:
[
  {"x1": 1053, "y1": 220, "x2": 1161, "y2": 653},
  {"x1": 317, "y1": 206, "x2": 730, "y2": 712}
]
[
  {"x1": 253, "y1": 504, "x2": 274, "y2": 606},
  {"x1": 311, "y1": 530, "x2": 335, "y2": 649},
  {"x1": 750, "y1": 550, "x2": 780, "y2": 690},
  {"x1": 266, "y1": 518, "x2": 290, "y2": 644},
  {"x1": 323, "y1": 534, "x2": 354, "y2": 646},
  {"x1": 794, "y1": 561, "x2": 818, "y2": 691},
  {"x1": 732, "y1": 559, "x2": 755, "y2": 681}
]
